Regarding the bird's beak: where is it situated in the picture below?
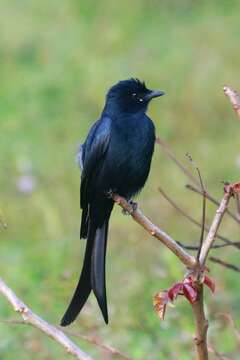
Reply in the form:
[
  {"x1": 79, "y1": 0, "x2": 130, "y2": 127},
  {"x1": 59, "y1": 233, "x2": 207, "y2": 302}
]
[{"x1": 145, "y1": 90, "x2": 165, "y2": 101}]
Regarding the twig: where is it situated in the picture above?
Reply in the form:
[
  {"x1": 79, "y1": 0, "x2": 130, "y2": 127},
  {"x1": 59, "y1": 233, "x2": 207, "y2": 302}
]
[
  {"x1": 208, "y1": 344, "x2": 231, "y2": 360},
  {"x1": 217, "y1": 313, "x2": 240, "y2": 344},
  {"x1": 223, "y1": 85, "x2": 240, "y2": 118},
  {"x1": 184, "y1": 153, "x2": 207, "y2": 261},
  {"x1": 199, "y1": 187, "x2": 233, "y2": 265},
  {"x1": 158, "y1": 186, "x2": 240, "y2": 249},
  {"x1": 0, "y1": 318, "x2": 132, "y2": 360},
  {"x1": 186, "y1": 183, "x2": 240, "y2": 224},
  {"x1": 157, "y1": 136, "x2": 240, "y2": 226},
  {"x1": 61, "y1": 329, "x2": 133, "y2": 360},
  {"x1": 111, "y1": 194, "x2": 197, "y2": 269},
  {"x1": 210, "y1": 257, "x2": 240, "y2": 273},
  {"x1": 191, "y1": 284, "x2": 209, "y2": 360},
  {"x1": 156, "y1": 137, "x2": 199, "y2": 186},
  {"x1": 235, "y1": 193, "x2": 240, "y2": 221},
  {"x1": 0, "y1": 278, "x2": 93, "y2": 360},
  {"x1": 177, "y1": 241, "x2": 238, "y2": 250}
]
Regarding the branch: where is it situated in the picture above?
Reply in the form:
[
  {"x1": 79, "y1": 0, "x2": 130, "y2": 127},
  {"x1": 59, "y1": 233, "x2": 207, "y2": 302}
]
[
  {"x1": 111, "y1": 194, "x2": 197, "y2": 269},
  {"x1": 235, "y1": 193, "x2": 240, "y2": 221},
  {"x1": 199, "y1": 186, "x2": 233, "y2": 265},
  {"x1": 186, "y1": 183, "x2": 240, "y2": 224},
  {"x1": 223, "y1": 85, "x2": 240, "y2": 118},
  {"x1": 191, "y1": 284, "x2": 209, "y2": 360},
  {"x1": 158, "y1": 186, "x2": 240, "y2": 249},
  {"x1": 0, "y1": 277, "x2": 93, "y2": 360},
  {"x1": 209, "y1": 257, "x2": 240, "y2": 273}
]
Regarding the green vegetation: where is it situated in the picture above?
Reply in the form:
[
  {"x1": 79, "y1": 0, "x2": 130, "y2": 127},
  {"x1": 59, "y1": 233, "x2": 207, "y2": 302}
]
[{"x1": 1, "y1": 1, "x2": 240, "y2": 358}]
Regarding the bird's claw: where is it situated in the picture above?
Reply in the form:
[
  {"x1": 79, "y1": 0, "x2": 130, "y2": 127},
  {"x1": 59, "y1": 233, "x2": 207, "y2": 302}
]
[
  {"x1": 122, "y1": 199, "x2": 138, "y2": 215},
  {"x1": 129, "y1": 200, "x2": 138, "y2": 211},
  {"x1": 106, "y1": 189, "x2": 114, "y2": 199}
]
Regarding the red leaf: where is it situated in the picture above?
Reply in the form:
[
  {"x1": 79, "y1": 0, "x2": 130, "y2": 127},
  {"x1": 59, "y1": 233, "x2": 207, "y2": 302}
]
[
  {"x1": 168, "y1": 283, "x2": 183, "y2": 301},
  {"x1": 183, "y1": 283, "x2": 197, "y2": 304},
  {"x1": 153, "y1": 291, "x2": 169, "y2": 320},
  {"x1": 232, "y1": 182, "x2": 240, "y2": 194},
  {"x1": 203, "y1": 275, "x2": 215, "y2": 293}
]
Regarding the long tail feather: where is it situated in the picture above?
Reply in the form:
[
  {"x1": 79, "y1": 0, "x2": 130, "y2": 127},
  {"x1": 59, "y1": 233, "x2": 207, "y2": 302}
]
[
  {"x1": 91, "y1": 220, "x2": 109, "y2": 324},
  {"x1": 60, "y1": 225, "x2": 95, "y2": 326}
]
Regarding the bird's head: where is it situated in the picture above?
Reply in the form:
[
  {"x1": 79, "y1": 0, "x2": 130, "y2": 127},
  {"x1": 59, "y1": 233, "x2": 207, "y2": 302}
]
[{"x1": 105, "y1": 78, "x2": 165, "y2": 114}]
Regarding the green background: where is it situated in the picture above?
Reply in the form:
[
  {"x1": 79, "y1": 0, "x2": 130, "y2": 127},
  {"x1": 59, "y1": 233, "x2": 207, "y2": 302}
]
[{"x1": 0, "y1": 1, "x2": 240, "y2": 359}]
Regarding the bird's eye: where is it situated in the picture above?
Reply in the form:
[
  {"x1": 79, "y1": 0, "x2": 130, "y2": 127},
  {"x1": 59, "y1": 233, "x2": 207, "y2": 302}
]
[
  {"x1": 139, "y1": 98, "x2": 143, "y2": 102},
  {"x1": 132, "y1": 93, "x2": 136, "y2": 97}
]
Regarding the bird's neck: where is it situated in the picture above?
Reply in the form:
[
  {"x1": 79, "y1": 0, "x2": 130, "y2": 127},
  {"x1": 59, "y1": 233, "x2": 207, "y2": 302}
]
[{"x1": 102, "y1": 104, "x2": 147, "y2": 119}]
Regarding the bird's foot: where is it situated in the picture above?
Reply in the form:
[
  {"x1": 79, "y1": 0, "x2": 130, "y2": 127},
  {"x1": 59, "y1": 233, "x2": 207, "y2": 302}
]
[
  {"x1": 129, "y1": 199, "x2": 138, "y2": 211},
  {"x1": 106, "y1": 189, "x2": 116, "y2": 199},
  {"x1": 122, "y1": 199, "x2": 138, "y2": 215}
]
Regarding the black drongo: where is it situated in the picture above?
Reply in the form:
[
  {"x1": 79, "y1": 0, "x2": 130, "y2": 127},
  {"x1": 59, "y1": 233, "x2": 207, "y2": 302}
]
[{"x1": 61, "y1": 78, "x2": 165, "y2": 326}]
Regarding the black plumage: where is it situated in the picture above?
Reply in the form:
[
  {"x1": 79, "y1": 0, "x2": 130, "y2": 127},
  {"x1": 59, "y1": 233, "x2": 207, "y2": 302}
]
[{"x1": 61, "y1": 78, "x2": 164, "y2": 326}]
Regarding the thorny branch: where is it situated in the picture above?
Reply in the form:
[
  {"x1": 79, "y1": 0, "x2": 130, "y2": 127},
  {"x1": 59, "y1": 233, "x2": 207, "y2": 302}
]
[{"x1": 0, "y1": 278, "x2": 93, "y2": 360}]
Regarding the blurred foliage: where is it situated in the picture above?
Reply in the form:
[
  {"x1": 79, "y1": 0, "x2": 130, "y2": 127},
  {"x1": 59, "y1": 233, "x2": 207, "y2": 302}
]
[{"x1": 1, "y1": 0, "x2": 240, "y2": 359}]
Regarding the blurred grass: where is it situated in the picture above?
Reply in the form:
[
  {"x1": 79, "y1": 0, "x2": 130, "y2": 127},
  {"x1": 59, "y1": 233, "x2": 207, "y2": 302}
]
[{"x1": 1, "y1": 0, "x2": 240, "y2": 359}]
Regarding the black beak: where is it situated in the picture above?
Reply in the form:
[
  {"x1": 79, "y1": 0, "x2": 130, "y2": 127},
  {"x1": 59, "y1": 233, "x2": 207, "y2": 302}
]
[{"x1": 145, "y1": 90, "x2": 165, "y2": 101}]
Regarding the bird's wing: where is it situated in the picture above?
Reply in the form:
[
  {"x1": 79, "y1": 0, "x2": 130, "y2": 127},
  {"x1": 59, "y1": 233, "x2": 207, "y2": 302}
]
[{"x1": 80, "y1": 116, "x2": 112, "y2": 209}]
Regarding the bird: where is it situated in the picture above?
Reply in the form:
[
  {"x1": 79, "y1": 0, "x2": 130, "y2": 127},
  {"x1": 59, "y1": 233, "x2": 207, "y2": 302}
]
[{"x1": 61, "y1": 78, "x2": 165, "y2": 326}]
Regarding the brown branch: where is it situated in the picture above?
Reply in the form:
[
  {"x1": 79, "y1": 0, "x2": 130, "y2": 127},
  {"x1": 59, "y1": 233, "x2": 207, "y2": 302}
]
[
  {"x1": 0, "y1": 278, "x2": 93, "y2": 360},
  {"x1": 186, "y1": 183, "x2": 240, "y2": 224},
  {"x1": 112, "y1": 194, "x2": 197, "y2": 269},
  {"x1": 235, "y1": 193, "x2": 240, "y2": 221},
  {"x1": 223, "y1": 85, "x2": 240, "y2": 118},
  {"x1": 158, "y1": 186, "x2": 240, "y2": 249},
  {"x1": 210, "y1": 257, "x2": 240, "y2": 273},
  {"x1": 199, "y1": 187, "x2": 233, "y2": 265},
  {"x1": 112, "y1": 187, "x2": 233, "y2": 360},
  {"x1": 191, "y1": 285, "x2": 209, "y2": 360}
]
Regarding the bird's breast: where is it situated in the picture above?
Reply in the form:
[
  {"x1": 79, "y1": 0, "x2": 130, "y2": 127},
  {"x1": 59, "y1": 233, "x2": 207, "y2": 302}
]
[{"x1": 98, "y1": 115, "x2": 155, "y2": 197}]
